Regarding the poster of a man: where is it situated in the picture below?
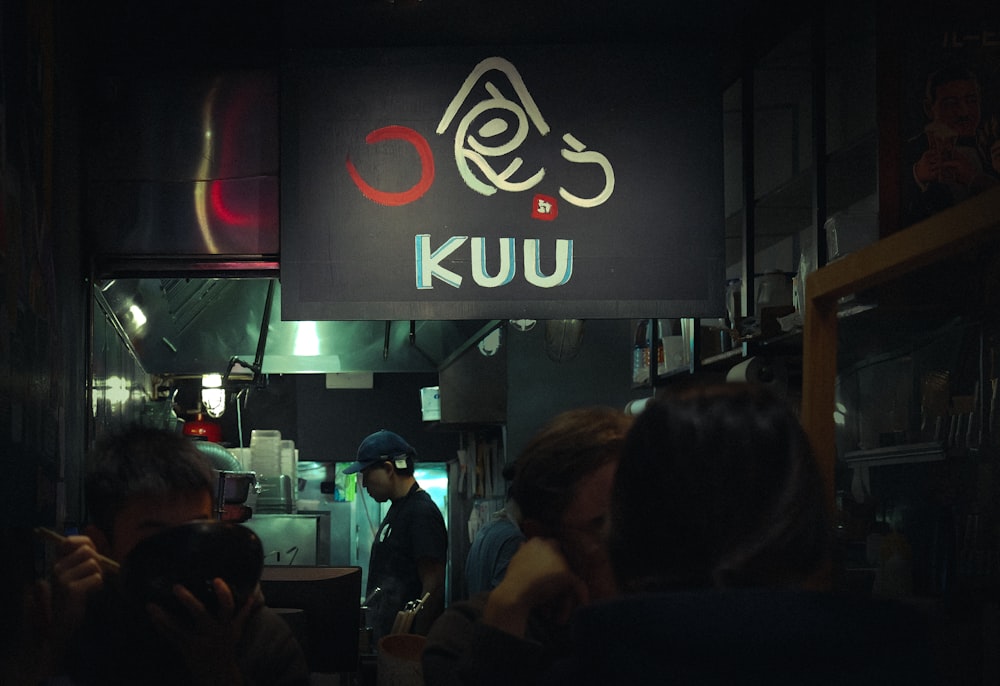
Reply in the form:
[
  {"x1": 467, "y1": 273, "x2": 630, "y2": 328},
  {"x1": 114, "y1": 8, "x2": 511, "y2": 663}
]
[
  {"x1": 904, "y1": 64, "x2": 998, "y2": 224},
  {"x1": 894, "y1": 10, "x2": 1000, "y2": 229}
]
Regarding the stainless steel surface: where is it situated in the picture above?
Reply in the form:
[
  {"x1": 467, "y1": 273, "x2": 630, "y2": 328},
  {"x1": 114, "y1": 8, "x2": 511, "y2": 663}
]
[
  {"x1": 255, "y1": 475, "x2": 294, "y2": 514},
  {"x1": 94, "y1": 277, "x2": 490, "y2": 375},
  {"x1": 296, "y1": 462, "x2": 357, "y2": 568},
  {"x1": 87, "y1": 69, "x2": 279, "y2": 256},
  {"x1": 243, "y1": 513, "x2": 331, "y2": 566}
]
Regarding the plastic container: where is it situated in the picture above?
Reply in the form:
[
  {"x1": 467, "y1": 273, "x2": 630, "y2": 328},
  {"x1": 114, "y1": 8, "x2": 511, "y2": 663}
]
[
  {"x1": 279, "y1": 440, "x2": 297, "y2": 477},
  {"x1": 250, "y1": 429, "x2": 282, "y2": 477},
  {"x1": 726, "y1": 278, "x2": 742, "y2": 331},
  {"x1": 420, "y1": 386, "x2": 441, "y2": 421}
]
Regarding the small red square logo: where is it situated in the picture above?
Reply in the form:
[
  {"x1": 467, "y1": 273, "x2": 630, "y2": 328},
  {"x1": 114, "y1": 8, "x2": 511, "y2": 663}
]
[{"x1": 531, "y1": 194, "x2": 558, "y2": 221}]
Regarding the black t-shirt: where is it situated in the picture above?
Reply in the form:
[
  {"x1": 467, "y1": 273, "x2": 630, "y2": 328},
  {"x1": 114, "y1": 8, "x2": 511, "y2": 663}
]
[{"x1": 367, "y1": 482, "x2": 448, "y2": 639}]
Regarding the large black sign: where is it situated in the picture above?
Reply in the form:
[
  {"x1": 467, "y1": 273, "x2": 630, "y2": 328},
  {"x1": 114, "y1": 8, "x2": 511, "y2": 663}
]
[{"x1": 281, "y1": 44, "x2": 724, "y2": 320}]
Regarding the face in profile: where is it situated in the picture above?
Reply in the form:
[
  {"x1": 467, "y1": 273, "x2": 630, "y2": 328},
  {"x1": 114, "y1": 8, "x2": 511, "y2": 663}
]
[
  {"x1": 553, "y1": 461, "x2": 619, "y2": 601},
  {"x1": 360, "y1": 462, "x2": 393, "y2": 503}
]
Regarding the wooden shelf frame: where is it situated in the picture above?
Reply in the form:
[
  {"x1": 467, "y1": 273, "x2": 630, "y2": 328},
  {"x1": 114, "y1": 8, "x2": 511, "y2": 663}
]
[{"x1": 801, "y1": 186, "x2": 1000, "y2": 514}]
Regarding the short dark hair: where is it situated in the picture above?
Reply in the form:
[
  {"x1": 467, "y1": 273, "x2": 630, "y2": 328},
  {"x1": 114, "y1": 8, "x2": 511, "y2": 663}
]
[
  {"x1": 924, "y1": 63, "x2": 980, "y2": 105},
  {"x1": 509, "y1": 406, "x2": 632, "y2": 527},
  {"x1": 609, "y1": 384, "x2": 829, "y2": 592},
  {"x1": 85, "y1": 425, "x2": 216, "y2": 535}
]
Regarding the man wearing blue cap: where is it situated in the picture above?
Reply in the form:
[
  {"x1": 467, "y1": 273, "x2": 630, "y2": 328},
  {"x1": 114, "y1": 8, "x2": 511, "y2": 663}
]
[{"x1": 345, "y1": 429, "x2": 447, "y2": 643}]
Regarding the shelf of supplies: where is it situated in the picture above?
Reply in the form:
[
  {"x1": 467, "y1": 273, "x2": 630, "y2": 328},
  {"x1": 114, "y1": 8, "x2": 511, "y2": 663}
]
[
  {"x1": 843, "y1": 442, "x2": 946, "y2": 468},
  {"x1": 751, "y1": 330, "x2": 802, "y2": 355},
  {"x1": 649, "y1": 334, "x2": 804, "y2": 385},
  {"x1": 802, "y1": 186, "x2": 1000, "y2": 510},
  {"x1": 699, "y1": 348, "x2": 744, "y2": 370},
  {"x1": 637, "y1": 365, "x2": 693, "y2": 389}
]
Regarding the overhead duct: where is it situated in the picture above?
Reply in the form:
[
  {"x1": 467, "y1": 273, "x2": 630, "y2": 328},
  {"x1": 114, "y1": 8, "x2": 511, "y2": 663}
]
[
  {"x1": 223, "y1": 279, "x2": 274, "y2": 390},
  {"x1": 94, "y1": 277, "x2": 490, "y2": 377}
]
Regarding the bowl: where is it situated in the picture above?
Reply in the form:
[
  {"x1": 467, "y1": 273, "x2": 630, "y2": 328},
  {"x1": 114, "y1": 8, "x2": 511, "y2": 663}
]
[{"x1": 121, "y1": 520, "x2": 263, "y2": 616}]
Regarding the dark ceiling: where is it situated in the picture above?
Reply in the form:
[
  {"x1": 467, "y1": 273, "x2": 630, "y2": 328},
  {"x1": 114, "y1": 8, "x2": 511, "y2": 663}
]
[{"x1": 68, "y1": 0, "x2": 808, "y2": 89}]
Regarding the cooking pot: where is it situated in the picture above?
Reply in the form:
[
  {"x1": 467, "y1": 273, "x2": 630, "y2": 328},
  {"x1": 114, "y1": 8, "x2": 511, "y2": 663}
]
[
  {"x1": 216, "y1": 470, "x2": 258, "y2": 504},
  {"x1": 214, "y1": 470, "x2": 258, "y2": 522}
]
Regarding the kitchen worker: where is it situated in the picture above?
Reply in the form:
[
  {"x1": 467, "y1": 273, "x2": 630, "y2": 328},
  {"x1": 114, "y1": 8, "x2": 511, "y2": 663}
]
[
  {"x1": 45, "y1": 425, "x2": 309, "y2": 686},
  {"x1": 345, "y1": 429, "x2": 447, "y2": 643},
  {"x1": 421, "y1": 406, "x2": 631, "y2": 686}
]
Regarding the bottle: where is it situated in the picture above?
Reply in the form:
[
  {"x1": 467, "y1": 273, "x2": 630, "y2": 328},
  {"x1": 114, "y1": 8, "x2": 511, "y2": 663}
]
[
  {"x1": 725, "y1": 278, "x2": 742, "y2": 332},
  {"x1": 359, "y1": 586, "x2": 383, "y2": 654},
  {"x1": 632, "y1": 319, "x2": 664, "y2": 385}
]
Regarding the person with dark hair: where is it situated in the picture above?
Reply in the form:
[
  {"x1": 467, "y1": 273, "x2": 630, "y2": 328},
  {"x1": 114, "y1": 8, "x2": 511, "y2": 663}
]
[
  {"x1": 422, "y1": 406, "x2": 632, "y2": 686},
  {"x1": 608, "y1": 383, "x2": 829, "y2": 592},
  {"x1": 46, "y1": 425, "x2": 309, "y2": 686},
  {"x1": 441, "y1": 385, "x2": 943, "y2": 685},
  {"x1": 463, "y1": 495, "x2": 525, "y2": 597},
  {"x1": 344, "y1": 429, "x2": 447, "y2": 642}
]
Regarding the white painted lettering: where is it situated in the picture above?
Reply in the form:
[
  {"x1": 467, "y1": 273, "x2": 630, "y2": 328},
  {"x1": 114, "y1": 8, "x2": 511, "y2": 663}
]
[
  {"x1": 471, "y1": 237, "x2": 516, "y2": 287},
  {"x1": 559, "y1": 133, "x2": 615, "y2": 208},
  {"x1": 524, "y1": 239, "x2": 574, "y2": 287},
  {"x1": 438, "y1": 57, "x2": 550, "y2": 197},
  {"x1": 414, "y1": 236, "x2": 573, "y2": 289},
  {"x1": 415, "y1": 235, "x2": 468, "y2": 289}
]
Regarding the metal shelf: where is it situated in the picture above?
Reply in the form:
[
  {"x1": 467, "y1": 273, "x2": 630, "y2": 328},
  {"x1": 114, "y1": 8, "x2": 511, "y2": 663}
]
[{"x1": 842, "y1": 442, "x2": 946, "y2": 468}]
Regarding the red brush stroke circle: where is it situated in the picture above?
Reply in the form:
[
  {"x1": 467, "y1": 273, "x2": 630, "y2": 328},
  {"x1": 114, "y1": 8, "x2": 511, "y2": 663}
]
[
  {"x1": 210, "y1": 181, "x2": 249, "y2": 225},
  {"x1": 345, "y1": 125, "x2": 435, "y2": 206}
]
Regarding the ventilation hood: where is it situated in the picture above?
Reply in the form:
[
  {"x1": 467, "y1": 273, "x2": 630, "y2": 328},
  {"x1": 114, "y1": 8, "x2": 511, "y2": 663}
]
[{"x1": 94, "y1": 277, "x2": 491, "y2": 377}]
